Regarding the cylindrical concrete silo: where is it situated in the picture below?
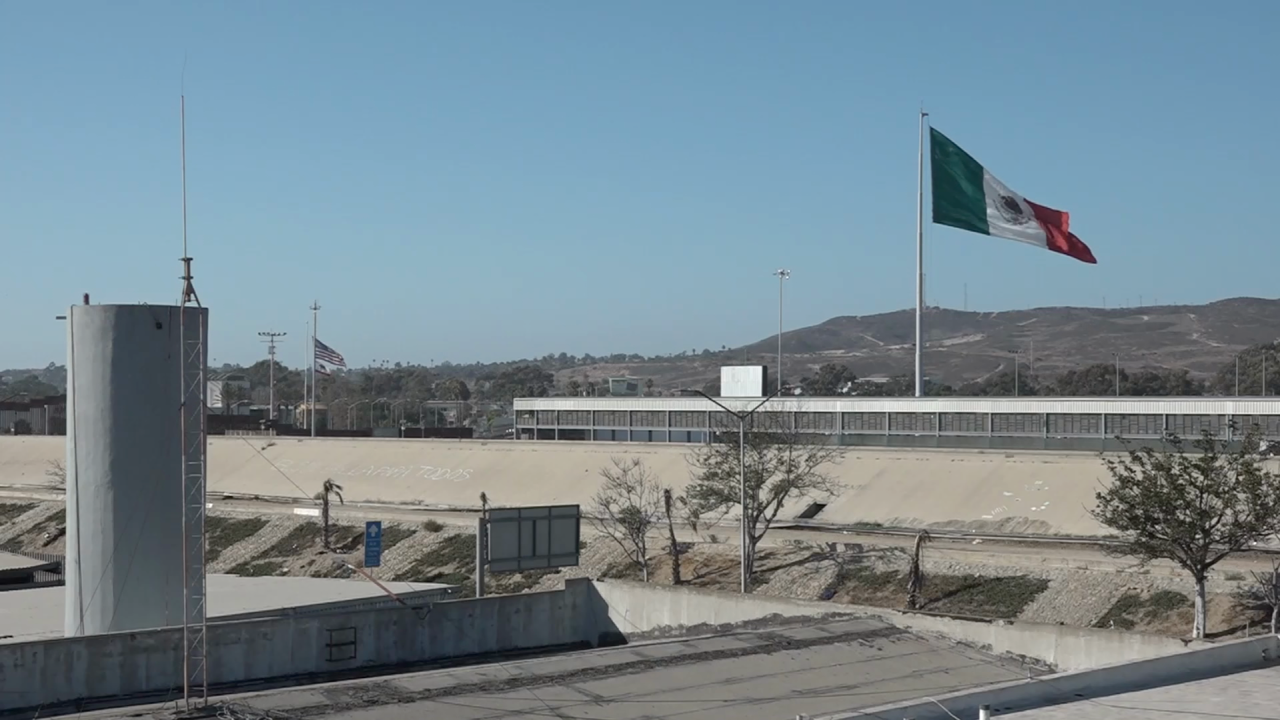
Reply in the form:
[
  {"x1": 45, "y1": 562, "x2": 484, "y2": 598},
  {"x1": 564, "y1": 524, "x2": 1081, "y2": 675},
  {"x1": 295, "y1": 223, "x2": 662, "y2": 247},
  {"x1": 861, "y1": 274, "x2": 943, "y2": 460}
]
[{"x1": 64, "y1": 304, "x2": 207, "y2": 636}]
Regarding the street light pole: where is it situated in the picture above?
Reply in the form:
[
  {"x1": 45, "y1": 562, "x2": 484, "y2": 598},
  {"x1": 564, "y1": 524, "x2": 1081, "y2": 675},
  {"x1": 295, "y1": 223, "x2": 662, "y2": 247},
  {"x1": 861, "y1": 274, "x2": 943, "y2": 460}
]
[
  {"x1": 687, "y1": 387, "x2": 785, "y2": 594},
  {"x1": 258, "y1": 331, "x2": 287, "y2": 422},
  {"x1": 773, "y1": 269, "x2": 790, "y2": 394},
  {"x1": 1008, "y1": 350, "x2": 1022, "y2": 397}
]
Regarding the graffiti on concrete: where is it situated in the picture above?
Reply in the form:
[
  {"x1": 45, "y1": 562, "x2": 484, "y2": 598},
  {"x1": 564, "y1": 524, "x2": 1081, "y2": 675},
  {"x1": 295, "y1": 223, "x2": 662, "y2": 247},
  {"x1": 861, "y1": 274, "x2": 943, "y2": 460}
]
[{"x1": 273, "y1": 458, "x2": 473, "y2": 482}]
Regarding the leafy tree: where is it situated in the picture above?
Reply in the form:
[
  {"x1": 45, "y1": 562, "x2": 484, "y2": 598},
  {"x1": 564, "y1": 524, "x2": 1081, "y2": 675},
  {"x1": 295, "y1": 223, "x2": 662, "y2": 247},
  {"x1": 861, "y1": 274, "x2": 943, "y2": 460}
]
[
  {"x1": 1092, "y1": 427, "x2": 1280, "y2": 638},
  {"x1": 437, "y1": 377, "x2": 471, "y2": 402},
  {"x1": 644, "y1": 378, "x2": 655, "y2": 396},
  {"x1": 686, "y1": 414, "x2": 843, "y2": 591},
  {"x1": 314, "y1": 479, "x2": 345, "y2": 551},
  {"x1": 590, "y1": 457, "x2": 663, "y2": 582},
  {"x1": 482, "y1": 365, "x2": 554, "y2": 403},
  {"x1": 802, "y1": 363, "x2": 857, "y2": 396},
  {"x1": 1211, "y1": 342, "x2": 1280, "y2": 396},
  {"x1": 220, "y1": 383, "x2": 250, "y2": 415},
  {"x1": 0, "y1": 374, "x2": 60, "y2": 399},
  {"x1": 566, "y1": 379, "x2": 582, "y2": 397}
]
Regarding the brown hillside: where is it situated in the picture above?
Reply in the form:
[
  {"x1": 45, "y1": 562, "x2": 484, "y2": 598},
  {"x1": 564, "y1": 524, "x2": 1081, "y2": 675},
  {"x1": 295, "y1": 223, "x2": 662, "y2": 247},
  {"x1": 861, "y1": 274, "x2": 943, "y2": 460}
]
[{"x1": 565, "y1": 297, "x2": 1280, "y2": 389}]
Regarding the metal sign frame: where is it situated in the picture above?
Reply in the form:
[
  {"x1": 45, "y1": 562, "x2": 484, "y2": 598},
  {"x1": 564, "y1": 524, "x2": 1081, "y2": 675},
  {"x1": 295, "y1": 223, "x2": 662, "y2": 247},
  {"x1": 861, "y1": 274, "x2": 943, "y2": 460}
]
[{"x1": 485, "y1": 505, "x2": 581, "y2": 574}]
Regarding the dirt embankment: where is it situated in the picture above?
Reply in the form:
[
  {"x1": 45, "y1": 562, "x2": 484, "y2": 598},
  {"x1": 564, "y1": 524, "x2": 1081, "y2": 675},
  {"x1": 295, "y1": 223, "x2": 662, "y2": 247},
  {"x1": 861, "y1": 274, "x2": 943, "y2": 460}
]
[{"x1": 1, "y1": 501, "x2": 1272, "y2": 639}]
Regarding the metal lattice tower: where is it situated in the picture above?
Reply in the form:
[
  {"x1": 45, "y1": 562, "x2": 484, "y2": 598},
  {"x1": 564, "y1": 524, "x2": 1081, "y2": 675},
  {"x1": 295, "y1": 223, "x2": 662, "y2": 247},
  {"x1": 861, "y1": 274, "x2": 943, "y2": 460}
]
[{"x1": 178, "y1": 94, "x2": 208, "y2": 708}]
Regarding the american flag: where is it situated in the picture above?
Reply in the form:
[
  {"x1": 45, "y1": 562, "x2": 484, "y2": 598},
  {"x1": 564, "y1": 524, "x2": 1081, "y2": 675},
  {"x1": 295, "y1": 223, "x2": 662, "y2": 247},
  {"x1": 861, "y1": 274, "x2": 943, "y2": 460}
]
[{"x1": 314, "y1": 338, "x2": 347, "y2": 375}]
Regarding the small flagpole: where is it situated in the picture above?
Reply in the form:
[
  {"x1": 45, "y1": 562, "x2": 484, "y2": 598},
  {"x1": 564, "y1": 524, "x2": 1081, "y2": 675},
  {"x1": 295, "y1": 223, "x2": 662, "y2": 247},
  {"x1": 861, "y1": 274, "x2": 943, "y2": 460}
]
[
  {"x1": 914, "y1": 109, "x2": 929, "y2": 397},
  {"x1": 310, "y1": 301, "x2": 320, "y2": 437},
  {"x1": 302, "y1": 320, "x2": 309, "y2": 427}
]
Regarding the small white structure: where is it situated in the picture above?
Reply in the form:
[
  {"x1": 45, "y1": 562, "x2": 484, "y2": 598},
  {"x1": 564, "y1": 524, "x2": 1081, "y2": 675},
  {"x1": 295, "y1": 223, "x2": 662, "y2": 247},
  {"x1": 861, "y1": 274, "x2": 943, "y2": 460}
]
[
  {"x1": 64, "y1": 304, "x2": 207, "y2": 636},
  {"x1": 720, "y1": 365, "x2": 768, "y2": 398}
]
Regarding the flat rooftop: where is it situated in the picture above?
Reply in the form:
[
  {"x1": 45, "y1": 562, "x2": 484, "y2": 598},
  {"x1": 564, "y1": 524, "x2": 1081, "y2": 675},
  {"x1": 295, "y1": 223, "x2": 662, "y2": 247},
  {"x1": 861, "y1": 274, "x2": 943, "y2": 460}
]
[
  {"x1": 88, "y1": 617, "x2": 1032, "y2": 720},
  {"x1": 1001, "y1": 663, "x2": 1280, "y2": 719},
  {"x1": 0, "y1": 574, "x2": 451, "y2": 644},
  {"x1": 0, "y1": 551, "x2": 55, "y2": 573}
]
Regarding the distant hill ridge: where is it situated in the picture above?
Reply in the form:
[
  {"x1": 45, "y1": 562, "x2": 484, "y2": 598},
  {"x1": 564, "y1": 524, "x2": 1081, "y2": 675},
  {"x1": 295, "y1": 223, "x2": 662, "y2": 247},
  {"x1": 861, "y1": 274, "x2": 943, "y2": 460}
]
[
  {"x1": 6, "y1": 297, "x2": 1279, "y2": 391},
  {"x1": 732, "y1": 296, "x2": 1280, "y2": 383}
]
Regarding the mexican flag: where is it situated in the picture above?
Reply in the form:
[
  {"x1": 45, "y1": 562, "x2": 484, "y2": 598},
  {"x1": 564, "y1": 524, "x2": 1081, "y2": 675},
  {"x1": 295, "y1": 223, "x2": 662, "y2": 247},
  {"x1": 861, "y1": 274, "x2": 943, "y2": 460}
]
[{"x1": 930, "y1": 128, "x2": 1096, "y2": 264}]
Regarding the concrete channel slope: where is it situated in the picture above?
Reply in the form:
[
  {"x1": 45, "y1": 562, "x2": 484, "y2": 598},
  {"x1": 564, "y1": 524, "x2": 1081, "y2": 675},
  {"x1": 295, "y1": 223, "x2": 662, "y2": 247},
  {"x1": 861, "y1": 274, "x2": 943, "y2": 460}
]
[{"x1": 0, "y1": 436, "x2": 1112, "y2": 535}]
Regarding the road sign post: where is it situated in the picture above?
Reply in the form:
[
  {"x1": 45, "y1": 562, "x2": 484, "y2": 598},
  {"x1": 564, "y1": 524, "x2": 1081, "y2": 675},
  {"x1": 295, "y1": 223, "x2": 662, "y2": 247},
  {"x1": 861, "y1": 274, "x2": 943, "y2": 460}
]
[{"x1": 364, "y1": 521, "x2": 383, "y2": 568}]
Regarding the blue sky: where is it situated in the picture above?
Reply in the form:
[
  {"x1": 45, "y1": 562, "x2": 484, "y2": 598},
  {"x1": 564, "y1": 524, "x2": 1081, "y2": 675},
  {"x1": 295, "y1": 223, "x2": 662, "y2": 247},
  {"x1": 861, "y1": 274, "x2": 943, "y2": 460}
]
[{"x1": 2, "y1": 1, "x2": 1276, "y2": 368}]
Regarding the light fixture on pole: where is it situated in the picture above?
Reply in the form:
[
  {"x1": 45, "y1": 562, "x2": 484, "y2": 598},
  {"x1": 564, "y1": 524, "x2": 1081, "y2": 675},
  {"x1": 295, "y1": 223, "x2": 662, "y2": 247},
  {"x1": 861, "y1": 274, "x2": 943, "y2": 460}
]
[
  {"x1": 258, "y1": 331, "x2": 286, "y2": 422},
  {"x1": 682, "y1": 385, "x2": 787, "y2": 594},
  {"x1": 773, "y1": 269, "x2": 790, "y2": 394}
]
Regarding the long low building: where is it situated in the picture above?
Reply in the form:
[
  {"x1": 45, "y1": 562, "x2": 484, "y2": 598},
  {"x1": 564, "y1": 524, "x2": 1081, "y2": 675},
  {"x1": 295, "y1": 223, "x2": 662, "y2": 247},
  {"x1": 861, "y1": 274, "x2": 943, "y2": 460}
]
[{"x1": 514, "y1": 396, "x2": 1280, "y2": 450}]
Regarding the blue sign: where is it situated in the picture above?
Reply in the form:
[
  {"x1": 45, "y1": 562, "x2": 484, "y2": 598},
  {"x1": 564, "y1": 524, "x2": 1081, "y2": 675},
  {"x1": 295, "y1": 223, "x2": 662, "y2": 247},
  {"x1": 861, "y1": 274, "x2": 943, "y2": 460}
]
[{"x1": 364, "y1": 521, "x2": 383, "y2": 568}]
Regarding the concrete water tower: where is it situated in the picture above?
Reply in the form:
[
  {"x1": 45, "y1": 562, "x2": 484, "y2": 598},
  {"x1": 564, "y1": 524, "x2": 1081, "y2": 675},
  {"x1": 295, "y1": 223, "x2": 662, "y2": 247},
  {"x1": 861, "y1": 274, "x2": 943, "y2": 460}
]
[{"x1": 63, "y1": 303, "x2": 208, "y2": 636}]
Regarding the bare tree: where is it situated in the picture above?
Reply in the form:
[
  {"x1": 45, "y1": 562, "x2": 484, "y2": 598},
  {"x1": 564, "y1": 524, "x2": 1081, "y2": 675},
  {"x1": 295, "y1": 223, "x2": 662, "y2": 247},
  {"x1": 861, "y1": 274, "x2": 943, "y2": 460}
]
[
  {"x1": 590, "y1": 457, "x2": 663, "y2": 582},
  {"x1": 314, "y1": 479, "x2": 344, "y2": 550},
  {"x1": 906, "y1": 530, "x2": 932, "y2": 610},
  {"x1": 46, "y1": 460, "x2": 66, "y2": 489},
  {"x1": 686, "y1": 412, "x2": 843, "y2": 591},
  {"x1": 662, "y1": 488, "x2": 682, "y2": 584},
  {"x1": 1236, "y1": 558, "x2": 1280, "y2": 635},
  {"x1": 1092, "y1": 428, "x2": 1280, "y2": 638}
]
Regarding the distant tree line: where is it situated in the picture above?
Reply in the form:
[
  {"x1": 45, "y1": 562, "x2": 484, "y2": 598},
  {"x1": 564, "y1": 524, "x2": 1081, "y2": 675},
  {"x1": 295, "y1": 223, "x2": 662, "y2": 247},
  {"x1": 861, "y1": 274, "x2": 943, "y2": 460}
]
[{"x1": 798, "y1": 342, "x2": 1280, "y2": 397}]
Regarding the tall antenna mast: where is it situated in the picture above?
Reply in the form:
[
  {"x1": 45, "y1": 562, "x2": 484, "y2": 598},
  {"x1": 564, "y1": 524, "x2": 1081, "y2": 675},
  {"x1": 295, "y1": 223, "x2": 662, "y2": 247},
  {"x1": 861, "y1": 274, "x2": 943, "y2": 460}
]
[{"x1": 178, "y1": 93, "x2": 209, "y2": 709}]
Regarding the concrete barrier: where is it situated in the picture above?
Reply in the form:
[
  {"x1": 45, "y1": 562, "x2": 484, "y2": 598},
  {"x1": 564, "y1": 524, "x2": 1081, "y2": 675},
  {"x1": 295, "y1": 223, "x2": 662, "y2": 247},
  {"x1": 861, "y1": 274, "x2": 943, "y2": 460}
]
[
  {"x1": 581, "y1": 579, "x2": 1213, "y2": 672},
  {"x1": 0, "y1": 588, "x2": 585, "y2": 713},
  {"x1": 0, "y1": 435, "x2": 1113, "y2": 535},
  {"x1": 842, "y1": 633, "x2": 1280, "y2": 720}
]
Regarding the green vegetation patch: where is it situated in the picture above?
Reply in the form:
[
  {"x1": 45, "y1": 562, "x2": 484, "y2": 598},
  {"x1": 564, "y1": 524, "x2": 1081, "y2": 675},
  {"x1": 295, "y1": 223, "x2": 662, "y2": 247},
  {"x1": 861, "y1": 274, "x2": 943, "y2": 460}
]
[
  {"x1": 396, "y1": 533, "x2": 476, "y2": 585},
  {"x1": 420, "y1": 519, "x2": 445, "y2": 533},
  {"x1": 923, "y1": 575, "x2": 1050, "y2": 619},
  {"x1": 229, "y1": 560, "x2": 285, "y2": 577},
  {"x1": 205, "y1": 516, "x2": 269, "y2": 564},
  {"x1": 836, "y1": 566, "x2": 1049, "y2": 619},
  {"x1": 263, "y1": 522, "x2": 322, "y2": 557},
  {"x1": 0, "y1": 503, "x2": 35, "y2": 525},
  {"x1": 380, "y1": 525, "x2": 415, "y2": 551},
  {"x1": 329, "y1": 525, "x2": 365, "y2": 554},
  {"x1": 1096, "y1": 590, "x2": 1191, "y2": 630}
]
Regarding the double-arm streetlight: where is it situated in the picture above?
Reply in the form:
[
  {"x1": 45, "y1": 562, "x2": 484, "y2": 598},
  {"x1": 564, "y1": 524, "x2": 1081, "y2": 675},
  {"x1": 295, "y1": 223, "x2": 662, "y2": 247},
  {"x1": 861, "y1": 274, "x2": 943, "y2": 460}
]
[
  {"x1": 681, "y1": 384, "x2": 788, "y2": 593},
  {"x1": 348, "y1": 399, "x2": 371, "y2": 430}
]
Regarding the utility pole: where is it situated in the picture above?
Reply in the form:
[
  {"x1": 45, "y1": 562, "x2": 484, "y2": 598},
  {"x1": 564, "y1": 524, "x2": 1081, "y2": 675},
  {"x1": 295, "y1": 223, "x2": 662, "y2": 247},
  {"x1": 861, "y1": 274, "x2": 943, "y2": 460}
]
[
  {"x1": 1113, "y1": 353, "x2": 1121, "y2": 397},
  {"x1": 258, "y1": 331, "x2": 287, "y2": 421},
  {"x1": 773, "y1": 269, "x2": 790, "y2": 394}
]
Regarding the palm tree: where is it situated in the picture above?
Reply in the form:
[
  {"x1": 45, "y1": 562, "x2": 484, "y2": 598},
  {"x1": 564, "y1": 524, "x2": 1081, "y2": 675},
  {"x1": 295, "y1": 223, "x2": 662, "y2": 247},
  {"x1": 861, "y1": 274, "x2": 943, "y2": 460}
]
[
  {"x1": 906, "y1": 530, "x2": 932, "y2": 610},
  {"x1": 314, "y1": 479, "x2": 344, "y2": 550}
]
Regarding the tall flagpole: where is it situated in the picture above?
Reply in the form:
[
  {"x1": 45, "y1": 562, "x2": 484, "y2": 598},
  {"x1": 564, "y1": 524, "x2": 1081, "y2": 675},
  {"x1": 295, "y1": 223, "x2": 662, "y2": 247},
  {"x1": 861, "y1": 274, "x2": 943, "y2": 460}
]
[
  {"x1": 310, "y1": 301, "x2": 320, "y2": 437},
  {"x1": 914, "y1": 110, "x2": 929, "y2": 397}
]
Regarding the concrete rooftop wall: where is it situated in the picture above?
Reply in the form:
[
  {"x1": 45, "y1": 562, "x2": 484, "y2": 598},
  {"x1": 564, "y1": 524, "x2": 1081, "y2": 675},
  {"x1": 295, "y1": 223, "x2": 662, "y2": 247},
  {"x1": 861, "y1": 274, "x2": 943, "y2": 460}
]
[
  {"x1": 585, "y1": 579, "x2": 1217, "y2": 672},
  {"x1": 848, "y1": 633, "x2": 1280, "y2": 720},
  {"x1": 0, "y1": 588, "x2": 585, "y2": 713},
  {"x1": 0, "y1": 435, "x2": 1112, "y2": 535},
  {"x1": 0, "y1": 574, "x2": 1252, "y2": 715}
]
